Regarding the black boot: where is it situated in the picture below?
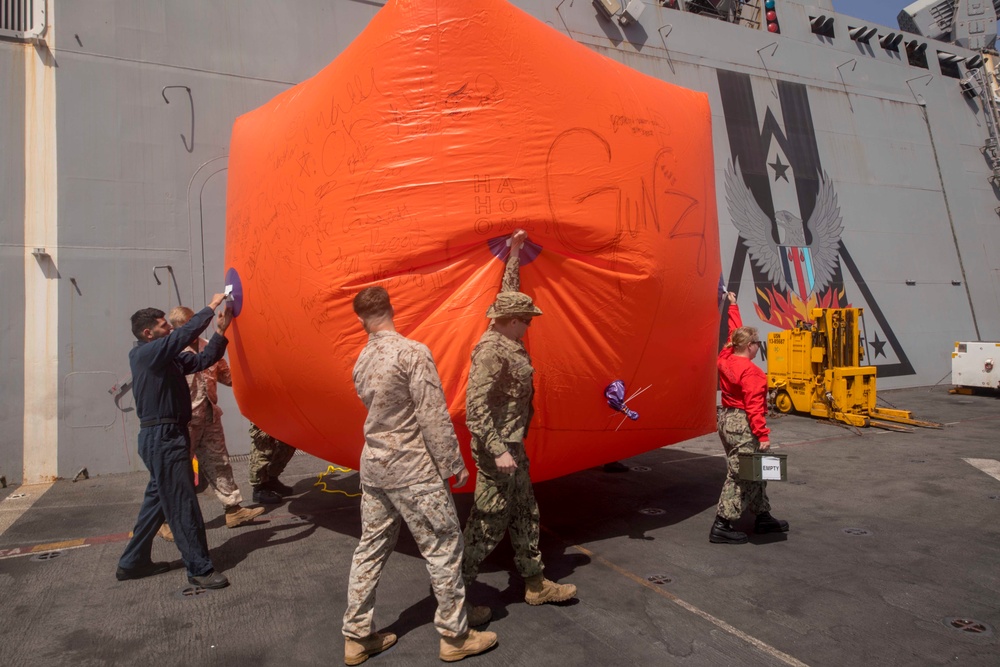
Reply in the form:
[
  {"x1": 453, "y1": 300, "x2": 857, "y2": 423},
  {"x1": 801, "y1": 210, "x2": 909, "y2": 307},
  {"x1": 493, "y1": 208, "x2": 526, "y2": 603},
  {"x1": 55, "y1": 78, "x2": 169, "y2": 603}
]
[
  {"x1": 252, "y1": 485, "x2": 283, "y2": 504},
  {"x1": 709, "y1": 516, "x2": 748, "y2": 544},
  {"x1": 265, "y1": 478, "x2": 295, "y2": 497},
  {"x1": 754, "y1": 511, "x2": 789, "y2": 534}
]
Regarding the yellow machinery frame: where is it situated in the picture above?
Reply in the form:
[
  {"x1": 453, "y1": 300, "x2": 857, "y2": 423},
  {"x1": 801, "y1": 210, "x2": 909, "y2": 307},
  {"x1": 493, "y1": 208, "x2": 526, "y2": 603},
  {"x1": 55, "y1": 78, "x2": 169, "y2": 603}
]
[{"x1": 767, "y1": 308, "x2": 939, "y2": 430}]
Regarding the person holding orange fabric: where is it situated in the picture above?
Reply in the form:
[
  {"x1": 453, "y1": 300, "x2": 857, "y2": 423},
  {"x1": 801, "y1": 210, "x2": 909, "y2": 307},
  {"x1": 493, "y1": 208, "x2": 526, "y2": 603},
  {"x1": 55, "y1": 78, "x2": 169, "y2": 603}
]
[{"x1": 710, "y1": 291, "x2": 788, "y2": 544}]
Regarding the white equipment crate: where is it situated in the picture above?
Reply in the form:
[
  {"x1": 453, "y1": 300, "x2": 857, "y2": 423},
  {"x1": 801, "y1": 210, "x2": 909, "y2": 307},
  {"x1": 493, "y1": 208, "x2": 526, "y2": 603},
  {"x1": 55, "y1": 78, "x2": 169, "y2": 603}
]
[{"x1": 952, "y1": 342, "x2": 1000, "y2": 389}]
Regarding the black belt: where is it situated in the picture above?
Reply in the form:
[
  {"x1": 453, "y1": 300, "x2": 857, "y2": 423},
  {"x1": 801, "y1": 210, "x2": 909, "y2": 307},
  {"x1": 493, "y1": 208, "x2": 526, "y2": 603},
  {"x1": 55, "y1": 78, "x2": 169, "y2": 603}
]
[{"x1": 139, "y1": 417, "x2": 179, "y2": 428}]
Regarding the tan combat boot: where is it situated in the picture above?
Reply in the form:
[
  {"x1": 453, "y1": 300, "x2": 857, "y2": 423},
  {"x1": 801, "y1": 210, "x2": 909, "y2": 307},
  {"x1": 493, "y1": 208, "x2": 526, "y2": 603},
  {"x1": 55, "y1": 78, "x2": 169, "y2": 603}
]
[
  {"x1": 157, "y1": 524, "x2": 174, "y2": 542},
  {"x1": 466, "y1": 603, "x2": 492, "y2": 627},
  {"x1": 524, "y1": 574, "x2": 576, "y2": 605},
  {"x1": 344, "y1": 631, "x2": 397, "y2": 665},
  {"x1": 439, "y1": 629, "x2": 497, "y2": 662},
  {"x1": 225, "y1": 505, "x2": 265, "y2": 528}
]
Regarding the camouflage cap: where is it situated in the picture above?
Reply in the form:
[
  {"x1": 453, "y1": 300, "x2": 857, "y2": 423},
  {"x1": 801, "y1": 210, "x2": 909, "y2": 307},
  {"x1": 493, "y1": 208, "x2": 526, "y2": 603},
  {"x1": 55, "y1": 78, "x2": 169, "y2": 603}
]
[{"x1": 486, "y1": 291, "x2": 543, "y2": 318}]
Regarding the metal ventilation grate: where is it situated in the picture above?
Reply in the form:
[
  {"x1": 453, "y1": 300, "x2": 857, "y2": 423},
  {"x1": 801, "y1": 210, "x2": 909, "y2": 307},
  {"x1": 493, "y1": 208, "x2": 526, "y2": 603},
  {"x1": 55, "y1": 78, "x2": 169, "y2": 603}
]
[
  {"x1": 927, "y1": 2, "x2": 954, "y2": 30},
  {"x1": 924, "y1": 1, "x2": 1000, "y2": 30},
  {"x1": 0, "y1": 0, "x2": 46, "y2": 40},
  {"x1": 915, "y1": 0, "x2": 1000, "y2": 33}
]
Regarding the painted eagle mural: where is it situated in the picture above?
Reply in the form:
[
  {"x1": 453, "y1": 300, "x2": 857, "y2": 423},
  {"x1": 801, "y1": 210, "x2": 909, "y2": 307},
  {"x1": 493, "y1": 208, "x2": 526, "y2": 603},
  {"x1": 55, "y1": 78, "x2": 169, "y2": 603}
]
[{"x1": 725, "y1": 157, "x2": 844, "y2": 301}]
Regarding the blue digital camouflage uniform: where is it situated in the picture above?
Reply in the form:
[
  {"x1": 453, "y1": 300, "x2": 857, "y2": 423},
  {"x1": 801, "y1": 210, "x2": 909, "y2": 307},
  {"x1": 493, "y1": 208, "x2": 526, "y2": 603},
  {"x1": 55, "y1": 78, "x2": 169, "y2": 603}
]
[{"x1": 462, "y1": 253, "x2": 546, "y2": 585}]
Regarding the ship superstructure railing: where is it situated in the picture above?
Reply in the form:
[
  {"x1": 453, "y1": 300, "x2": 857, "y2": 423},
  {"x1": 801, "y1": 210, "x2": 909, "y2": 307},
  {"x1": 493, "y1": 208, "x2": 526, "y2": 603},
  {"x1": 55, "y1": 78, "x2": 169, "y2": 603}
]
[
  {"x1": 965, "y1": 58, "x2": 1000, "y2": 187},
  {"x1": 736, "y1": 0, "x2": 762, "y2": 30},
  {"x1": 658, "y1": 0, "x2": 761, "y2": 28}
]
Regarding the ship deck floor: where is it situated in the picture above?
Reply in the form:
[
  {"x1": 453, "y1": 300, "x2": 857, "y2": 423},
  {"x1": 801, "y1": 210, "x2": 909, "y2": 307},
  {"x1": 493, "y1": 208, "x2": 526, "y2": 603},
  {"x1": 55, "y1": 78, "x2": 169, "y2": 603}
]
[{"x1": 2, "y1": 386, "x2": 998, "y2": 666}]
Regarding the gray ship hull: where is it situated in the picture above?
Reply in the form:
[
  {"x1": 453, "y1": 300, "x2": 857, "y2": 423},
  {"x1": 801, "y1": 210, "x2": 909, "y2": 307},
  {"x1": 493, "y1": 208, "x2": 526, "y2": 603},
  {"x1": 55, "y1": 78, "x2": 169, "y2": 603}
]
[{"x1": 1, "y1": 0, "x2": 997, "y2": 483}]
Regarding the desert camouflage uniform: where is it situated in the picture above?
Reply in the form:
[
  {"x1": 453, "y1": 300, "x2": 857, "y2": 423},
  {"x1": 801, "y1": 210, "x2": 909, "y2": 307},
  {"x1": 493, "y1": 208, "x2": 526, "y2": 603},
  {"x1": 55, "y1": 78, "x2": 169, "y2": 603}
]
[
  {"x1": 343, "y1": 330, "x2": 468, "y2": 640},
  {"x1": 186, "y1": 338, "x2": 241, "y2": 507},
  {"x1": 462, "y1": 252, "x2": 545, "y2": 584},
  {"x1": 248, "y1": 423, "x2": 296, "y2": 487},
  {"x1": 716, "y1": 407, "x2": 771, "y2": 520}
]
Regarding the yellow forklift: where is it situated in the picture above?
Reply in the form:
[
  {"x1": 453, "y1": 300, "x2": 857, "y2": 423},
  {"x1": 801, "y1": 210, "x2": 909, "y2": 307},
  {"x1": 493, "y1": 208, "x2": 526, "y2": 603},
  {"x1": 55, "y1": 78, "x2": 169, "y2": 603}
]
[{"x1": 767, "y1": 308, "x2": 940, "y2": 430}]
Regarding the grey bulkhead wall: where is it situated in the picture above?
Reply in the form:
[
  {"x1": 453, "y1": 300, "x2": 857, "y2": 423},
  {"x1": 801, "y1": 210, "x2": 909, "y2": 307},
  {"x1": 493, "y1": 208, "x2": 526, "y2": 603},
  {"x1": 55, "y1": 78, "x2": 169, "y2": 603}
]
[
  {"x1": 50, "y1": 0, "x2": 382, "y2": 477},
  {"x1": 0, "y1": 40, "x2": 27, "y2": 485},
  {"x1": 21, "y1": 0, "x2": 997, "y2": 478}
]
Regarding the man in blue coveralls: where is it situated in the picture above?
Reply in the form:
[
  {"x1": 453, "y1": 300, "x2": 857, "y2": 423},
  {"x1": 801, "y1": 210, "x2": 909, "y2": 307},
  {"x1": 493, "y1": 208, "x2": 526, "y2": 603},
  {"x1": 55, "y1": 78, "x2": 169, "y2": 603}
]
[{"x1": 116, "y1": 292, "x2": 233, "y2": 589}]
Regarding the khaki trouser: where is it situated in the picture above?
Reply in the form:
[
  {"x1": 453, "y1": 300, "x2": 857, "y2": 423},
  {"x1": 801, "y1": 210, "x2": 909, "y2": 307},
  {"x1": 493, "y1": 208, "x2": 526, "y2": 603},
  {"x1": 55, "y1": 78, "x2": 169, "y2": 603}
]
[
  {"x1": 188, "y1": 406, "x2": 241, "y2": 508},
  {"x1": 343, "y1": 479, "x2": 468, "y2": 639}
]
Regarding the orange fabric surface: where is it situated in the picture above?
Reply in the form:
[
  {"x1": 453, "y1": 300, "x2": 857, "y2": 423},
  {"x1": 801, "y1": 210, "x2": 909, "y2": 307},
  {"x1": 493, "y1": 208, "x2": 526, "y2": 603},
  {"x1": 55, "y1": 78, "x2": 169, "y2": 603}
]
[{"x1": 225, "y1": 0, "x2": 720, "y2": 487}]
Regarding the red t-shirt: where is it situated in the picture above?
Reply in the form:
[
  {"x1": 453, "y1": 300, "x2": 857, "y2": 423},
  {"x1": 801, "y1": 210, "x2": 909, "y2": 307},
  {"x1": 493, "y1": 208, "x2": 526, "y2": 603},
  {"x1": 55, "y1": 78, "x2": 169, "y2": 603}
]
[{"x1": 717, "y1": 304, "x2": 770, "y2": 440}]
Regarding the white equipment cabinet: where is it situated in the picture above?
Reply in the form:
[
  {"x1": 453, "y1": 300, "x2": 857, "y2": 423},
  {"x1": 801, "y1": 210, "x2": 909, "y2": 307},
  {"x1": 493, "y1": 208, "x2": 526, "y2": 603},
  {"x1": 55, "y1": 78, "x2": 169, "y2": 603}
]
[{"x1": 952, "y1": 342, "x2": 1000, "y2": 389}]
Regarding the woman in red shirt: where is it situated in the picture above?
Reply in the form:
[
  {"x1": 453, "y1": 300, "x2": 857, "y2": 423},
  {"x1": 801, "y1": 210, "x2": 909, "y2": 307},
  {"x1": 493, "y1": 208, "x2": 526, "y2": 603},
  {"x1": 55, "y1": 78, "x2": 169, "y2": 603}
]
[{"x1": 710, "y1": 292, "x2": 788, "y2": 544}]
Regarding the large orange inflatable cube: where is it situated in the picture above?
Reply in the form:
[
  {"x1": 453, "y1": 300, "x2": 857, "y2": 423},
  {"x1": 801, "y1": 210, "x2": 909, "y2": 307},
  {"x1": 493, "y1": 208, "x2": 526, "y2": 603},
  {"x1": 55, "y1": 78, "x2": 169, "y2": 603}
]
[{"x1": 225, "y1": 0, "x2": 720, "y2": 485}]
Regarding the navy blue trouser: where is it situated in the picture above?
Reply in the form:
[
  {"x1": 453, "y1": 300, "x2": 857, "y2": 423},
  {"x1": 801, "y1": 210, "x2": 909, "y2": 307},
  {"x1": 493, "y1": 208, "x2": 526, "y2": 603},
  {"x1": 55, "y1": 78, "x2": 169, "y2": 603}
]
[{"x1": 118, "y1": 424, "x2": 214, "y2": 577}]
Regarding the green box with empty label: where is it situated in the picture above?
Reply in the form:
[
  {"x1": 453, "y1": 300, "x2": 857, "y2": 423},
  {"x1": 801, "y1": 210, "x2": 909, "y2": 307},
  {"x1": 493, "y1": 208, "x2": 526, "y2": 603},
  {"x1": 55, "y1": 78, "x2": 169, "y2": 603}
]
[{"x1": 737, "y1": 453, "x2": 787, "y2": 482}]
